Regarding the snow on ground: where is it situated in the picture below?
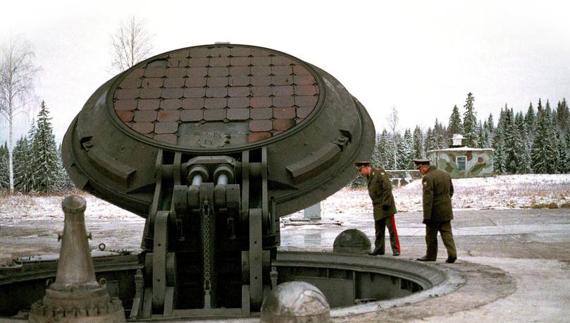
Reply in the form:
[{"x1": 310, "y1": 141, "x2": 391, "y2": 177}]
[
  {"x1": 0, "y1": 192, "x2": 141, "y2": 223},
  {"x1": 0, "y1": 175, "x2": 568, "y2": 223},
  {"x1": 0, "y1": 174, "x2": 569, "y2": 262},
  {"x1": 318, "y1": 174, "x2": 570, "y2": 217}
]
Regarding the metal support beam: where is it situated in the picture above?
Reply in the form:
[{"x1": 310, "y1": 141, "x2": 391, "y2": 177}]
[
  {"x1": 249, "y1": 208, "x2": 263, "y2": 308},
  {"x1": 152, "y1": 211, "x2": 169, "y2": 312}
]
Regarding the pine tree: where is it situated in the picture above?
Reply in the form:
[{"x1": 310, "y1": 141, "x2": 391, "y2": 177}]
[
  {"x1": 462, "y1": 92, "x2": 478, "y2": 147},
  {"x1": 391, "y1": 132, "x2": 402, "y2": 169},
  {"x1": 378, "y1": 130, "x2": 393, "y2": 169},
  {"x1": 30, "y1": 101, "x2": 60, "y2": 192},
  {"x1": 525, "y1": 102, "x2": 536, "y2": 137},
  {"x1": 531, "y1": 106, "x2": 558, "y2": 173},
  {"x1": 425, "y1": 127, "x2": 437, "y2": 154},
  {"x1": 503, "y1": 108, "x2": 519, "y2": 173},
  {"x1": 412, "y1": 126, "x2": 424, "y2": 159},
  {"x1": 557, "y1": 132, "x2": 569, "y2": 173},
  {"x1": 481, "y1": 121, "x2": 491, "y2": 148},
  {"x1": 492, "y1": 108, "x2": 507, "y2": 174},
  {"x1": 13, "y1": 136, "x2": 34, "y2": 192},
  {"x1": 433, "y1": 119, "x2": 447, "y2": 148},
  {"x1": 515, "y1": 112, "x2": 532, "y2": 173},
  {"x1": 477, "y1": 121, "x2": 485, "y2": 148},
  {"x1": 448, "y1": 105, "x2": 463, "y2": 137},
  {"x1": 556, "y1": 98, "x2": 569, "y2": 134},
  {"x1": 371, "y1": 133, "x2": 382, "y2": 168},
  {"x1": 0, "y1": 142, "x2": 9, "y2": 190},
  {"x1": 397, "y1": 129, "x2": 414, "y2": 169},
  {"x1": 564, "y1": 133, "x2": 570, "y2": 173},
  {"x1": 56, "y1": 144, "x2": 74, "y2": 191},
  {"x1": 485, "y1": 113, "x2": 495, "y2": 148}
]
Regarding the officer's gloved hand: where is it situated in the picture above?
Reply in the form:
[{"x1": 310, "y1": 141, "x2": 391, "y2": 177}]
[{"x1": 382, "y1": 205, "x2": 390, "y2": 211}]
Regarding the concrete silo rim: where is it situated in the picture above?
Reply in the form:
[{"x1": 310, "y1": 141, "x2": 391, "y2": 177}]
[{"x1": 274, "y1": 251, "x2": 466, "y2": 318}]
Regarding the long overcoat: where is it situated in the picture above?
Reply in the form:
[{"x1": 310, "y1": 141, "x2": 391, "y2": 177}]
[
  {"x1": 367, "y1": 167, "x2": 397, "y2": 220},
  {"x1": 422, "y1": 166, "x2": 454, "y2": 223}
]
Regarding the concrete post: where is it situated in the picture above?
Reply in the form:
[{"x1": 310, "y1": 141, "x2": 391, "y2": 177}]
[{"x1": 29, "y1": 195, "x2": 125, "y2": 323}]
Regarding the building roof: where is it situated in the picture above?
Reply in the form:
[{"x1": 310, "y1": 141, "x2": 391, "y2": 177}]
[{"x1": 427, "y1": 147, "x2": 494, "y2": 153}]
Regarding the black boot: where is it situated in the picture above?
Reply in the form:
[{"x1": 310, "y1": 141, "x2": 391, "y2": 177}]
[
  {"x1": 368, "y1": 248, "x2": 385, "y2": 256},
  {"x1": 416, "y1": 256, "x2": 436, "y2": 262}
]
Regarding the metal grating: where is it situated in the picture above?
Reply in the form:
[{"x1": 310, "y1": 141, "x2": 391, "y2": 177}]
[{"x1": 113, "y1": 45, "x2": 320, "y2": 147}]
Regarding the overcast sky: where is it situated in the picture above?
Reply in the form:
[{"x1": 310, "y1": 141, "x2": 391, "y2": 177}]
[{"x1": 1, "y1": 0, "x2": 570, "y2": 143}]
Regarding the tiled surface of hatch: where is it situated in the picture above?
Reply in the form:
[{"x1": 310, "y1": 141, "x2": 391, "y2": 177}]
[{"x1": 113, "y1": 44, "x2": 320, "y2": 148}]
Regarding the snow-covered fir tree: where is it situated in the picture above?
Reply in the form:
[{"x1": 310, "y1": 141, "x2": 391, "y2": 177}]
[
  {"x1": 545, "y1": 100, "x2": 553, "y2": 116},
  {"x1": 531, "y1": 106, "x2": 558, "y2": 173},
  {"x1": 397, "y1": 129, "x2": 414, "y2": 169},
  {"x1": 484, "y1": 113, "x2": 495, "y2": 147},
  {"x1": 448, "y1": 105, "x2": 463, "y2": 137},
  {"x1": 556, "y1": 98, "x2": 569, "y2": 134},
  {"x1": 30, "y1": 101, "x2": 60, "y2": 192},
  {"x1": 56, "y1": 144, "x2": 74, "y2": 191},
  {"x1": 412, "y1": 126, "x2": 424, "y2": 159},
  {"x1": 391, "y1": 132, "x2": 402, "y2": 169},
  {"x1": 557, "y1": 132, "x2": 569, "y2": 173},
  {"x1": 494, "y1": 143, "x2": 507, "y2": 174},
  {"x1": 525, "y1": 102, "x2": 536, "y2": 138},
  {"x1": 433, "y1": 119, "x2": 447, "y2": 148},
  {"x1": 371, "y1": 133, "x2": 382, "y2": 168},
  {"x1": 476, "y1": 121, "x2": 486, "y2": 148},
  {"x1": 503, "y1": 108, "x2": 529, "y2": 173},
  {"x1": 13, "y1": 136, "x2": 34, "y2": 192},
  {"x1": 487, "y1": 113, "x2": 495, "y2": 132},
  {"x1": 378, "y1": 130, "x2": 393, "y2": 168},
  {"x1": 492, "y1": 108, "x2": 507, "y2": 174},
  {"x1": 425, "y1": 128, "x2": 437, "y2": 154},
  {"x1": 502, "y1": 108, "x2": 517, "y2": 173},
  {"x1": 0, "y1": 142, "x2": 9, "y2": 190},
  {"x1": 480, "y1": 120, "x2": 491, "y2": 148},
  {"x1": 515, "y1": 111, "x2": 532, "y2": 173},
  {"x1": 462, "y1": 92, "x2": 479, "y2": 147},
  {"x1": 564, "y1": 133, "x2": 570, "y2": 173}
]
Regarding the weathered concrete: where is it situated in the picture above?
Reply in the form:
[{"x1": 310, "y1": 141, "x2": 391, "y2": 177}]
[
  {"x1": 1, "y1": 208, "x2": 569, "y2": 322},
  {"x1": 280, "y1": 208, "x2": 570, "y2": 322}
]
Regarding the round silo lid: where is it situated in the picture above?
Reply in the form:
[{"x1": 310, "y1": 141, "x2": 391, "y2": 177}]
[{"x1": 111, "y1": 44, "x2": 321, "y2": 150}]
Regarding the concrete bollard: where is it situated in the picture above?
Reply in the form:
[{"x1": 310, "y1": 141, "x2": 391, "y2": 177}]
[{"x1": 333, "y1": 229, "x2": 371, "y2": 254}]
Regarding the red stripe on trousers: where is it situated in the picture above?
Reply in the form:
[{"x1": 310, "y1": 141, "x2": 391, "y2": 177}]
[{"x1": 390, "y1": 215, "x2": 401, "y2": 252}]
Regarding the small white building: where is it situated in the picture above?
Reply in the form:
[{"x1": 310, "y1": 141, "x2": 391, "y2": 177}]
[{"x1": 427, "y1": 135, "x2": 494, "y2": 178}]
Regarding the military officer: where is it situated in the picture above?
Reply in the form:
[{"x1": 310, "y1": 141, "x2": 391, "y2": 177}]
[
  {"x1": 355, "y1": 161, "x2": 400, "y2": 256},
  {"x1": 413, "y1": 159, "x2": 457, "y2": 263}
]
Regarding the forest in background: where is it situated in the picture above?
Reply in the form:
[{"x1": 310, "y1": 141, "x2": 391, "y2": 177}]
[
  {"x1": 2, "y1": 18, "x2": 569, "y2": 194},
  {"x1": 372, "y1": 93, "x2": 570, "y2": 174}
]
